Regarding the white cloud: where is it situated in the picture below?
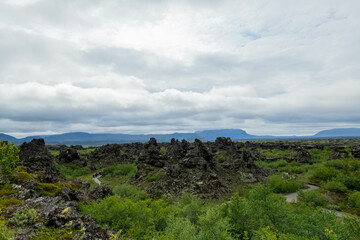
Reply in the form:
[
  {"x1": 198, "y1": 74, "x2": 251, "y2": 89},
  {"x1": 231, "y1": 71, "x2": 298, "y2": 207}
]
[{"x1": 0, "y1": 0, "x2": 360, "y2": 137}]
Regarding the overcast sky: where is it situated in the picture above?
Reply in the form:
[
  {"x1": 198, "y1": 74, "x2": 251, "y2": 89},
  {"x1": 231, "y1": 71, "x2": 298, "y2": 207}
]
[{"x1": 1, "y1": 0, "x2": 360, "y2": 138}]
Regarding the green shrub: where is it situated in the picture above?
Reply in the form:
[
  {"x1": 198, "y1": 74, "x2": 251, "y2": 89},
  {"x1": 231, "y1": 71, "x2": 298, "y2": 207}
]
[
  {"x1": 160, "y1": 217, "x2": 197, "y2": 240},
  {"x1": 33, "y1": 227, "x2": 80, "y2": 240},
  {"x1": 308, "y1": 147, "x2": 331, "y2": 163},
  {"x1": 176, "y1": 194, "x2": 205, "y2": 224},
  {"x1": 323, "y1": 181, "x2": 348, "y2": 193},
  {"x1": 0, "y1": 140, "x2": 19, "y2": 174},
  {"x1": 268, "y1": 175, "x2": 305, "y2": 193},
  {"x1": 325, "y1": 160, "x2": 348, "y2": 169},
  {"x1": 79, "y1": 195, "x2": 175, "y2": 239},
  {"x1": 0, "y1": 219, "x2": 13, "y2": 240},
  {"x1": 160, "y1": 147, "x2": 167, "y2": 154},
  {"x1": 310, "y1": 167, "x2": 338, "y2": 182},
  {"x1": 298, "y1": 190, "x2": 328, "y2": 207},
  {"x1": 113, "y1": 184, "x2": 148, "y2": 201},
  {"x1": 10, "y1": 208, "x2": 38, "y2": 226},
  {"x1": 55, "y1": 163, "x2": 91, "y2": 179},
  {"x1": 197, "y1": 206, "x2": 233, "y2": 240},
  {"x1": 102, "y1": 164, "x2": 137, "y2": 178},
  {"x1": 348, "y1": 191, "x2": 360, "y2": 208},
  {"x1": 216, "y1": 155, "x2": 226, "y2": 164}
]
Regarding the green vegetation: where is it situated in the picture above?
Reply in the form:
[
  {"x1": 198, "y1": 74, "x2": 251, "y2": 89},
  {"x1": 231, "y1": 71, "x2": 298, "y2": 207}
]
[
  {"x1": 10, "y1": 209, "x2": 39, "y2": 227},
  {"x1": 77, "y1": 148, "x2": 95, "y2": 155},
  {"x1": 148, "y1": 171, "x2": 166, "y2": 182},
  {"x1": 215, "y1": 152, "x2": 227, "y2": 164},
  {"x1": 308, "y1": 148, "x2": 331, "y2": 163},
  {"x1": 113, "y1": 183, "x2": 148, "y2": 201},
  {"x1": 37, "y1": 182, "x2": 78, "y2": 196},
  {"x1": 298, "y1": 190, "x2": 329, "y2": 207},
  {"x1": 0, "y1": 198, "x2": 22, "y2": 208},
  {"x1": 79, "y1": 184, "x2": 360, "y2": 239},
  {"x1": 258, "y1": 148, "x2": 296, "y2": 159},
  {"x1": 55, "y1": 163, "x2": 92, "y2": 179},
  {"x1": 267, "y1": 175, "x2": 305, "y2": 193},
  {"x1": 31, "y1": 227, "x2": 81, "y2": 240},
  {"x1": 0, "y1": 140, "x2": 19, "y2": 175},
  {"x1": 160, "y1": 147, "x2": 167, "y2": 154},
  {"x1": 48, "y1": 149, "x2": 60, "y2": 156}
]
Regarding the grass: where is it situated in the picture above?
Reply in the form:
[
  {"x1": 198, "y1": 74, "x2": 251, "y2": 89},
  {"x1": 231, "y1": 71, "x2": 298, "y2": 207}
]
[
  {"x1": 258, "y1": 148, "x2": 297, "y2": 158},
  {"x1": 48, "y1": 150, "x2": 60, "y2": 156},
  {"x1": 77, "y1": 148, "x2": 95, "y2": 155},
  {"x1": 148, "y1": 172, "x2": 166, "y2": 182},
  {"x1": 55, "y1": 163, "x2": 92, "y2": 179}
]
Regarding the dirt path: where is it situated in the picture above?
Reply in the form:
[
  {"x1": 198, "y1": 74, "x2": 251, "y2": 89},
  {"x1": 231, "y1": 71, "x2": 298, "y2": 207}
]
[
  {"x1": 93, "y1": 177, "x2": 102, "y2": 185},
  {"x1": 285, "y1": 184, "x2": 319, "y2": 203},
  {"x1": 284, "y1": 184, "x2": 347, "y2": 217}
]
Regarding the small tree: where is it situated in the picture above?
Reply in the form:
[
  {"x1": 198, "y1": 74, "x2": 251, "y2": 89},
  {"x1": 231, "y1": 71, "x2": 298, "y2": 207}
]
[{"x1": 0, "y1": 140, "x2": 19, "y2": 175}]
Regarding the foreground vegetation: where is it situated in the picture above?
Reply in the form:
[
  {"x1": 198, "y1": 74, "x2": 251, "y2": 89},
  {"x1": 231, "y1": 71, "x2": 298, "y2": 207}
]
[{"x1": 2, "y1": 138, "x2": 360, "y2": 239}]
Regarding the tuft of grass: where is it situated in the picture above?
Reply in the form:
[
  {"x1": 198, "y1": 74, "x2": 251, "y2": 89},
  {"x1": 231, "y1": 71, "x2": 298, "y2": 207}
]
[
  {"x1": 160, "y1": 147, "x2": 167, "y2": 154},
  {"x1": 37, "y1": 182, "x2": 78, "y2": 196},
  {"x1": 148, "y1": 172, "x2": 166, "y2": 182},
  {"x1": 0, "y1": 198, "x2": 22, "y2": 208}
]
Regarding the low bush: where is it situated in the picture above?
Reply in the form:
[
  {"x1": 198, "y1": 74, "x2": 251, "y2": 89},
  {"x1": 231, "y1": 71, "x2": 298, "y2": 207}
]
[
  {"x1": 348, "y1": 191, "x2": 360, "y2": 208},
  {"x1": 325, "y1": 159, "x2": 348, "y2": 169},
  {"x1": 308, "y1": 148, "x2": 331, "y2": 163},
  {"x1": 160, "y1": 147, "x2": 167, "y2": 154},
  {"x1": 113, "y1": 184, "x2": 148, "y2": 201},
  {"x1": 102, "y1": 164, "x2": 137, "y2": 178},
  {"x1": 0, "y1": 140, "x2": 19, "y2": 174},
  {"x1": 268, "y1": 175, "x2": 305, "y2": 193},
  {"x1": 56, "y1": 163, "x2": 91, "y2": 179},
  {"x1": 79, "y1": 195, "x2": 175, "y2": 239},
  {"x1": 310, "y1": 167, "x2": 338, "y2": 182},
  {"x1": 298, "y1": 190, "x2": 328, "y2": 207},
  {"x1": 323, "y1": 181, "x2": 348, "y2": 193},
  {"x1": 10, "y1": 208, "x2": 38, "y2": 226}
]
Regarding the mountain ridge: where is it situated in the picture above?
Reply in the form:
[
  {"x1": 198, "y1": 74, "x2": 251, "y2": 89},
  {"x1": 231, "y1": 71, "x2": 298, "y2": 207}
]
[{"x1": 1, "y1": 128, "x2": 360, "y2": 145}]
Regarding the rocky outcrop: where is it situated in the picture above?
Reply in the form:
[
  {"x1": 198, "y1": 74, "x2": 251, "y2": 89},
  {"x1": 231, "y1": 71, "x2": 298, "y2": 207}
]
[
  {"x1": 5, "y1": 196, "x2": 109, "y2": 239},
  {"x1": 19, "y1": 139, "x2": 60, "y2": 183},
  {"x1": 133, "y1": 137, "x2": 268, "y2": 199},
  {"x1": 58, "y1": 148, "x2": 87, "y2": 167},
  {"x1": 88, "y1": 185, "x2": 113, "y2": 200},
  {"x1": 88, "y1": 143, "x2": 141, "y2": 169}
]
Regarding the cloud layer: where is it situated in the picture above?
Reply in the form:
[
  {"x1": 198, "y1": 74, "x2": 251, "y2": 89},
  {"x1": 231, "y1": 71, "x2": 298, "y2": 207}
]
[{"x1": 1, "y1": 0, "x2": 360, "y2": 137}]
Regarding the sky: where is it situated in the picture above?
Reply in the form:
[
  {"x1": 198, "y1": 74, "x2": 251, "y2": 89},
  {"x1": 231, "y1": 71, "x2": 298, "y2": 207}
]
[{"x1": 1, "y1": 0, "x2": 360, "y2": 138}]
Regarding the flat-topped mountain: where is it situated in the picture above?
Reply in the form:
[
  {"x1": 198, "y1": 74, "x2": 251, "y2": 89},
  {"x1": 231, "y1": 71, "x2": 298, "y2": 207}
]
[{"x1": 1, "y1": 128, "x2": 360, "y2": 145}]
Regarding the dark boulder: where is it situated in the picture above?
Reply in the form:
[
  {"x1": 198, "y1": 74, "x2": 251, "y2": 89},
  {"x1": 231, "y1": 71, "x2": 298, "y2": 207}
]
[{"x1": 88, "y1": 185, "x2": 113, "y2": 200}]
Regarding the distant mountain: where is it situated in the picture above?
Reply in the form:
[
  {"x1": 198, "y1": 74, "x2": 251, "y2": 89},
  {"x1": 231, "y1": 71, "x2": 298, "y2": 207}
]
[
  {"x1": 2, "y1": 128, "x2": 360, "y2": 145},
  {"x1": 0, "y1": 133, "x2": 17, "y2": 142},
  {"x1": 313, "y1": 128, "x2": 360, "y2": 138}
]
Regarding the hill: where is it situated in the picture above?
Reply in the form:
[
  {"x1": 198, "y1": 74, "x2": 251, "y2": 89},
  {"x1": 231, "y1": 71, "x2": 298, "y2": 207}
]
[{"x1": 313, "y1": 128, "x2": 360, "y2": 138}]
